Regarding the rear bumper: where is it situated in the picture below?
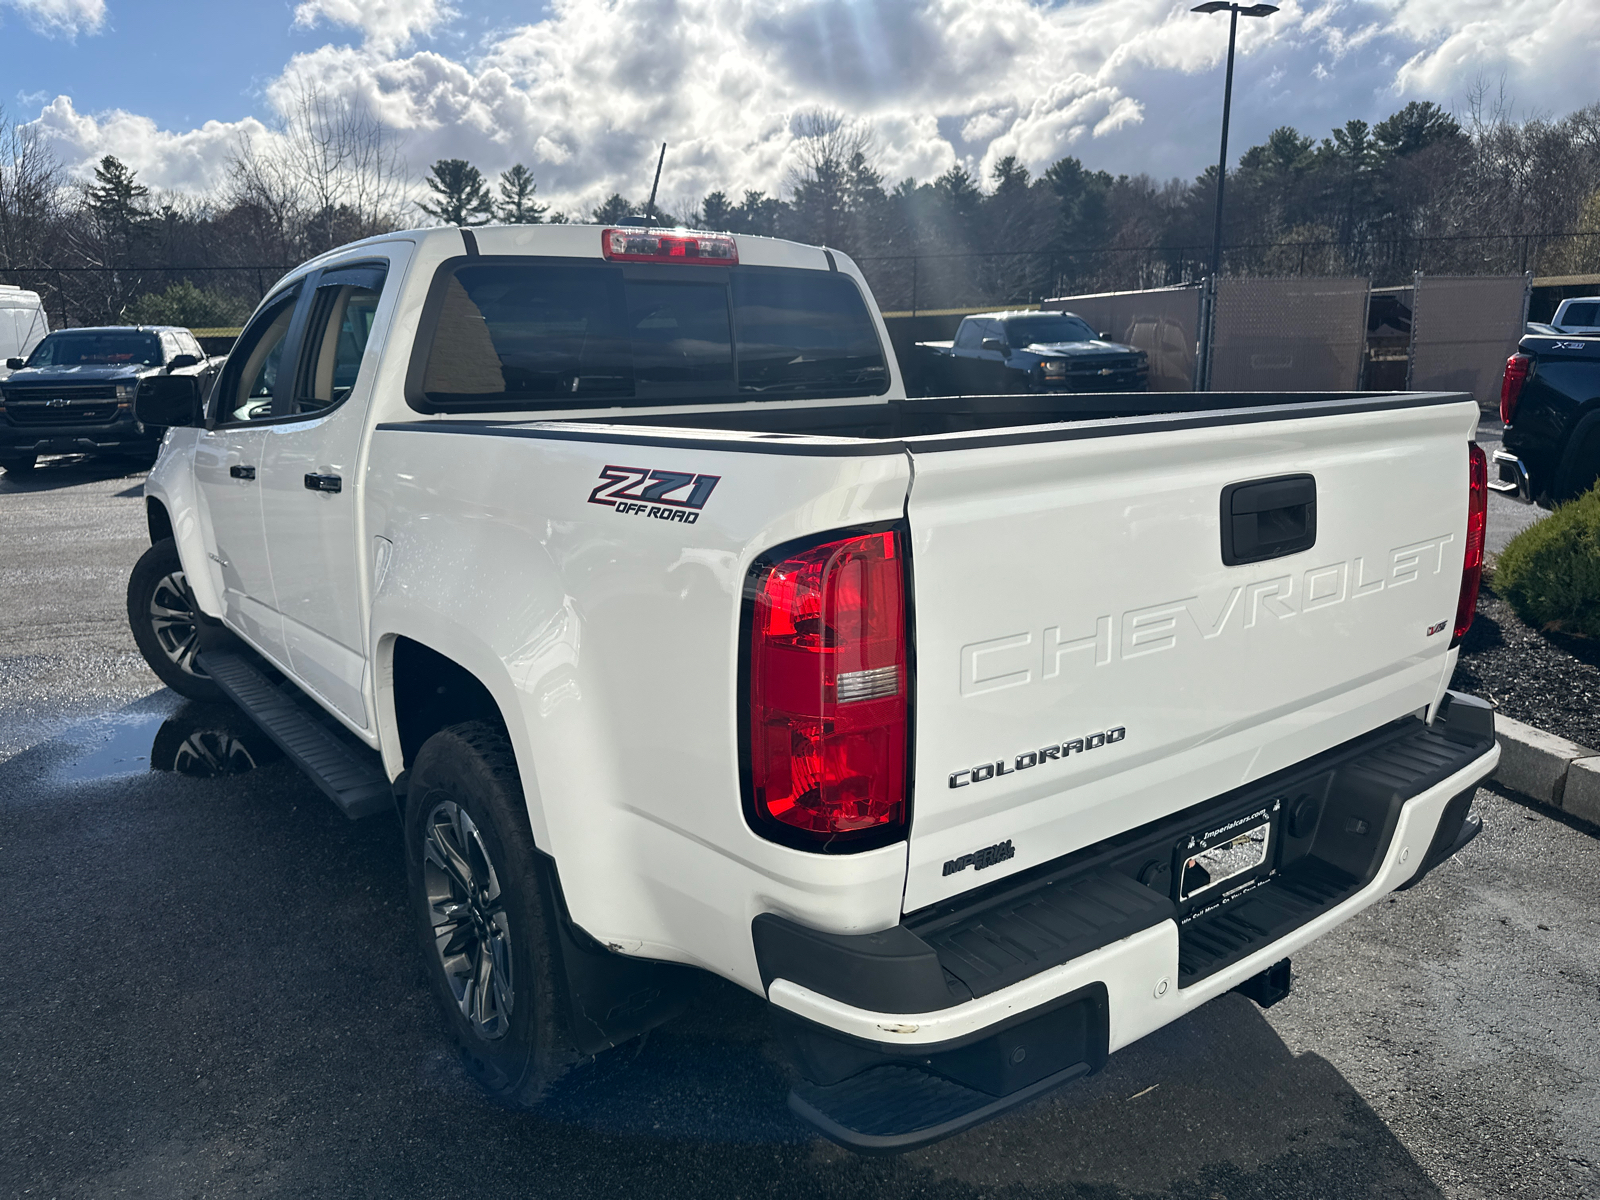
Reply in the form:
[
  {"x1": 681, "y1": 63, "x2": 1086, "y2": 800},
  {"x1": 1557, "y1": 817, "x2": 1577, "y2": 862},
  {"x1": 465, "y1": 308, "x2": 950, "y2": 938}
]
[
  {"x1": 760, "y1": 692, "x2": 1498, "y2": 1150},
  {"x1": 1489, "y1": 449, "x2": 1533, "y2": 503}
]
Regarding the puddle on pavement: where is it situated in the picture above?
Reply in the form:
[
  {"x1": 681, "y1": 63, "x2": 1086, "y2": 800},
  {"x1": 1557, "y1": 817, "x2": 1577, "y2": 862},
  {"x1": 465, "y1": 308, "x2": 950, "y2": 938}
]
[{"x1": 54, "y1": 702, "x2": 283, "y2": 782}]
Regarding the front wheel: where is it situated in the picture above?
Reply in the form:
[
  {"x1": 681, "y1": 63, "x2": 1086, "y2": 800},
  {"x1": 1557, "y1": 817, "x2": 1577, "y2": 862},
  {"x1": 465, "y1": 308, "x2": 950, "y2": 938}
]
[
  {"x1": 405, "y1": 721, "x2": 580, "y2": 1107},
  {"x1": 1, "y1": 454, "x2": 36, "y2": 475},
  {"x1": 126, "y1": 538, "x2": 226, "y2": 701}
]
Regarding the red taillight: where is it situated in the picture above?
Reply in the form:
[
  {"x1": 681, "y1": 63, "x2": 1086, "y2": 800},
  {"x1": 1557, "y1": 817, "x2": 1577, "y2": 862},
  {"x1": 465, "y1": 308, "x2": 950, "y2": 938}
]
[
  {"x1": 601, "y1": 227, "x2": 738, "y2": 264},
  {"x1": 1452, "y1": 443, "x2": 1488, "y2": 647},
  {"x1": 1500, "y1": 353, "x2": 1531, "y2": 424},
  {"x1": 746, "y1": 530, "x2": 908, "y2": 847}
]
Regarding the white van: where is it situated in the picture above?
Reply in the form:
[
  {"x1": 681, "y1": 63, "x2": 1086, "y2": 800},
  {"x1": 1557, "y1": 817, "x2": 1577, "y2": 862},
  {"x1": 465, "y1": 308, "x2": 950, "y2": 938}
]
[{"x1": 0, "y1": 285, "x2": 49, "y2": 377}]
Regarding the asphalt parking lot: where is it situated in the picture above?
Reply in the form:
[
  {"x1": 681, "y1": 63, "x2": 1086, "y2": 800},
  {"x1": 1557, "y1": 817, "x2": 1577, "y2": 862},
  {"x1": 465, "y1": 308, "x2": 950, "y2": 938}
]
[{"x1": 3, "y1": 454, "x2": 1598, "y2": 1200}]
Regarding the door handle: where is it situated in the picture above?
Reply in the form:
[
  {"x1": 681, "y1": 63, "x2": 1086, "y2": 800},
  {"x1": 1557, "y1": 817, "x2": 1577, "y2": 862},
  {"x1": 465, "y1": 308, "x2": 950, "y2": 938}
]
[
  {"x1": 304, "y1": 472, "x2": 342, "y2": 494},
  {"x1": 229, "y1": 465, "x2": 256, "y2": 480},
  {"x1": 1220, "y1": 474, "x2": 1316, "y2": 565}
]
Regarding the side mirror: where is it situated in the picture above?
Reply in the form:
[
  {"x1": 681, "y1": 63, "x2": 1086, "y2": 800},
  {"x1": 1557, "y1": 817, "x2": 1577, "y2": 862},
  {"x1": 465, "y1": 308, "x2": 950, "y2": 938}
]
[
  {"x1": 135, "y1": 374, "x2": 203, "y2": 428},
  {"x1": 4, "y1": 357, "x2": 23, "y2": 370},
  {"x1": 1098, "y1": 332, "x2": 1112, "y2": 341},
  {"x1": 980, "y1": 337, "x2": 1009, "y2": 354},
  {"x1": 166, "y1": 353, "x2": 200, "y2": 371}
]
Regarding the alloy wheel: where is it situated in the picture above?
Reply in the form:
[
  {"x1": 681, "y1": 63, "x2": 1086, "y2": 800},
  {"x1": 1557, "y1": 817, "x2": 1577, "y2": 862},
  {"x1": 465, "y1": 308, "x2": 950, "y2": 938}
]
[
  {"x1": 147, "y1": 570, "x2": 209, "y2": 679},
  {"x1": 422, "y1": 800, "x2": 515, "y2": 1040}
]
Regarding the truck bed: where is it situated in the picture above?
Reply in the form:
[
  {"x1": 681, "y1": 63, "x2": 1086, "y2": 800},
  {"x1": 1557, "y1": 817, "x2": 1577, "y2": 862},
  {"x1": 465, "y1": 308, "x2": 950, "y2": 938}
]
[{"x1": 391, "y1": 390, "x2": 1467, "y2": 450}]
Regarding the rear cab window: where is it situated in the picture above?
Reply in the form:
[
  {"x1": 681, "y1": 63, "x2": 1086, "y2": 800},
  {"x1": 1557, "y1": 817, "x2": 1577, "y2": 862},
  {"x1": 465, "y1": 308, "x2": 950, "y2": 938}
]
[{"x1": 408, "y1": 257, "x2": 889, "y2": 412}]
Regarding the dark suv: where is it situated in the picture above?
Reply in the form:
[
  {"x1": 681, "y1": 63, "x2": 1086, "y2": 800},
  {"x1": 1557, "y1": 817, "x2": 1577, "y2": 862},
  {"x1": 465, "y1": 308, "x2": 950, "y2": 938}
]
[{"x1": 0, "y1": 325, "x2": 219, "y2": 474}]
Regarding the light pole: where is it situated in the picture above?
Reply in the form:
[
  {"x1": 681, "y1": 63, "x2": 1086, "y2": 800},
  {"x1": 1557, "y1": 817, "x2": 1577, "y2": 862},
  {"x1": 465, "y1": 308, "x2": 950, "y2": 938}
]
[{"x1": 1192, "y1": 1, "x2": 1276, "y2": 389}]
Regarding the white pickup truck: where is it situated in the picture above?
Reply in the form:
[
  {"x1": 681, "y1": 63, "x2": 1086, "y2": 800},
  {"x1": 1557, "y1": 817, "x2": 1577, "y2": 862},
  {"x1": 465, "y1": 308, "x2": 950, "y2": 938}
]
[{"x1": 128, "y1": 224, "x2": 1499, "y2": 1152}]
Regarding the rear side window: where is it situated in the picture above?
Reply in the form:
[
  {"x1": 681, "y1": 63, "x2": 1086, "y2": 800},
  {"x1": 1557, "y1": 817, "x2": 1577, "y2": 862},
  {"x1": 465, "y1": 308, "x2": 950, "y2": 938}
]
[
  {"x1": 410, "y1": 258, "x2": 888, "y2": 411},
  {"x1": 1561, "y1": 301, "x2": 1599, "y2": 326}
]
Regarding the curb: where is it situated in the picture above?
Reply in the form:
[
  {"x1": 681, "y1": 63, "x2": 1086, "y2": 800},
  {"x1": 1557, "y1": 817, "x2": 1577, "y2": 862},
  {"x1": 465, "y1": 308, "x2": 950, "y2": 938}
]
[{"x1": 1491, "y1": 713, "x2": 1600, "y2": 826}]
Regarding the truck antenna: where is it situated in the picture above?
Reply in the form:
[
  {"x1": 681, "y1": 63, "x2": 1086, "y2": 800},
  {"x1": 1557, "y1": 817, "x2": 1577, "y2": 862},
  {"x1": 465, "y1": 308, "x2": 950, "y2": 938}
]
[{"x1": 644, "y1": 143, "x2": 666, "y2": 228}]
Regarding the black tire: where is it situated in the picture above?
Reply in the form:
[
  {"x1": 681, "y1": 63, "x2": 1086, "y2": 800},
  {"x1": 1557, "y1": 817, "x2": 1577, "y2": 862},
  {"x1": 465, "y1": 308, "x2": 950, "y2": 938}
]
[
  {"x1": 405, "y1": 722, "x2": 580, "y2": 1107},
  {"x1": 1, "y1": 454, "x2": 36, "y2": 475},
  {"x1": 1556, "y1": 425, "x2": 1600, "y2": 502},
  {"x1": 126, "y1": 538, "x2": 227, "y2": 701}
]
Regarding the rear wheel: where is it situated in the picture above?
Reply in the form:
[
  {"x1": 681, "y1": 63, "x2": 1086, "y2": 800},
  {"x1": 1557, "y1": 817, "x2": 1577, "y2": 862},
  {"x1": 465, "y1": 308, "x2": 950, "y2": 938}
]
[
  {"x1": 1557, "y1": 425, "x2": 1600, "y2": 502},
  {"x1": 405, "y1": 721, "x2": 580, "y2": 1107},
  {"x1": 126, "y1": 538, "x2": 226, "y2": 701}
]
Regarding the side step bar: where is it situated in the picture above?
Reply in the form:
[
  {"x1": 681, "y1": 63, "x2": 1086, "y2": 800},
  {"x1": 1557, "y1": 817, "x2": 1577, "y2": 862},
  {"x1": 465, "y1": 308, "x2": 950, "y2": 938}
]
[{"x1": 197, "y1": 651, "x2": 392, "y2": 819}]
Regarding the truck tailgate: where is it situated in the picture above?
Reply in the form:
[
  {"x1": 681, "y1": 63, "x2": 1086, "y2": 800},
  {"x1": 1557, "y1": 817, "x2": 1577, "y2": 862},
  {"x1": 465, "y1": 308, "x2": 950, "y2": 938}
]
[{"x1": 902, "y1": 398, "x2": 1476, "y2": 911}]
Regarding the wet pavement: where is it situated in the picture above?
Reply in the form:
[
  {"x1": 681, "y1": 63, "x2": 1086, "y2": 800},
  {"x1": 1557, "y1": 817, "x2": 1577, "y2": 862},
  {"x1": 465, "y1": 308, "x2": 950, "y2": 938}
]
[{"x1": 4, "y1": 454, "x2": 1600, "y2": 1199}]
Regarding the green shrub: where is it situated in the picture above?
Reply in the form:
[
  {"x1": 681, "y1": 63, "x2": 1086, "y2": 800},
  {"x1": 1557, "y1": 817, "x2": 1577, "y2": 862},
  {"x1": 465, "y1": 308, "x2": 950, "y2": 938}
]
[
  {"x1": 1495, "y1": 484, "x2": 1600, "y2": 637},
  {"x1": 124, "y1": 281, "x2": 247, "y2": 329}
]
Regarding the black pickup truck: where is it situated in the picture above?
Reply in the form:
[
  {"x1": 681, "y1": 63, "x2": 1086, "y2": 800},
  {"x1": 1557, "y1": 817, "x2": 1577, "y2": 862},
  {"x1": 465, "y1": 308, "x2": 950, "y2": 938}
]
[
  {"x1": 915, "y1": 310, "x2": 1148, "y2": 396},
  {"x1": 1495, "y1": 333, "x2": 1600, "y2": 506},
  {"x1": 0, "y1": 325, "x2": 220, "y2": 474}
]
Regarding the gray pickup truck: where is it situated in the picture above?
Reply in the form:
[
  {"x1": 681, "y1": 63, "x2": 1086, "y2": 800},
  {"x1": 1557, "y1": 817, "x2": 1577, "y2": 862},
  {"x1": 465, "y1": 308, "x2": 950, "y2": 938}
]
[
  {"x1": 916, "y1": 310, "x2": 1148, "y2": 396},
  {"x1": 1, "y1": 324, "x2": 219, "y2": 474}
]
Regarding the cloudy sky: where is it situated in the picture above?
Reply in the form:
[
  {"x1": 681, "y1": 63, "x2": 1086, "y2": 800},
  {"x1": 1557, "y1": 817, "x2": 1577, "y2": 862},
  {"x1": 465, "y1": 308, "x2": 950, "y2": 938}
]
[{"x1": 4, "y1": 0, "x2": 1598, "y2": 217}]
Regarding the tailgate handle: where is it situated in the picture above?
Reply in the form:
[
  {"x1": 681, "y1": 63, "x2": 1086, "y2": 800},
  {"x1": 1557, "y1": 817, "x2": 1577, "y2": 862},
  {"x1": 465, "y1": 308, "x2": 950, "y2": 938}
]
[{"x1": 1221, "y1": 474, "x2": 1316, "y2": 565}]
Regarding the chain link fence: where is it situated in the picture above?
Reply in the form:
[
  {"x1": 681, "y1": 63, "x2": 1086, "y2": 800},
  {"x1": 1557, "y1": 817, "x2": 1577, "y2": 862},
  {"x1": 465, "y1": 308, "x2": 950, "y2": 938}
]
[
  {"x1": 1408, "y1": 274, "x2": 1532, "y2": 408},
  {"x1": 857, "y1": 231, "x2": 1600, "y2": 316}
]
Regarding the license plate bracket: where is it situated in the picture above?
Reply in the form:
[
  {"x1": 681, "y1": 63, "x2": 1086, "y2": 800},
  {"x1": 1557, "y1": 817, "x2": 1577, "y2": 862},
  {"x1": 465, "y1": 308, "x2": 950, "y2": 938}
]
[{"x1": 1172, "y1": 800, "x2": 1281, "y2": 916}]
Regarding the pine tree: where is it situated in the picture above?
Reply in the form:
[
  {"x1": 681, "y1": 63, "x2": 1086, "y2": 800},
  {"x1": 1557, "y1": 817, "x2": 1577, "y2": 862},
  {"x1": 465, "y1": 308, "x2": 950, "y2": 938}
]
[
  {"x1": 86, "y1": 155, "x2": 149, "y2": 234},
  {"x1": 591, "y1": 193, "x2": 637, "y2": 224},
  {"x1": 497, "y1": 164, "x2": 547, "y2": 223},
  {"x1": 419, "y1": 159, "x2": 493, "y2": 226}
]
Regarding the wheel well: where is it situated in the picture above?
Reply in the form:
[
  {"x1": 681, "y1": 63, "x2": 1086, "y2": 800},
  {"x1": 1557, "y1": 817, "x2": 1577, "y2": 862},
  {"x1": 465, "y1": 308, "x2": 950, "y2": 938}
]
[
  {"x1": 146, "y1": 497, "x2": 173, "y2": 546},
  {"x1": 391, "y1": 637, "x2": 509, "y2": 769},
  {"x1": 1555, "y1": 410, "x2": 1600, "y2": 502}
]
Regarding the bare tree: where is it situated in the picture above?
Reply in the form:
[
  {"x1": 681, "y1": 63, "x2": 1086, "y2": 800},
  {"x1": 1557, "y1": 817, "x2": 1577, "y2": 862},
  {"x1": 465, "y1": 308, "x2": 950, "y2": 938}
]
[
  {"x1": 279, "y1": 81, "x2": 410, "y2": 253},
  {"x1": 0, "y1": 107, "x2": 64, "y2": 272},
  {"x1": 787, "y1": 110, "x2": 881, "y2": 251}
]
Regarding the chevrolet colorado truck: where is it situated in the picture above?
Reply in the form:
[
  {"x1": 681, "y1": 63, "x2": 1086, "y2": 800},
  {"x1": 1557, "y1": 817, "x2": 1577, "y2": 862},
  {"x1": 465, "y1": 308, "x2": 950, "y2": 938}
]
[
  {"x1": 1493, "y1": 332, "x2": 1600, "y2": 506},
  {"x1": 1, "y1": 324, "x2": 218, "y2": 473},
  {"x1": 127, "y1": 224, "x2": 1498, "y2": 1152},
  {"x1": 915, "y1": 310, "x2": 1148, "y2": 396}
]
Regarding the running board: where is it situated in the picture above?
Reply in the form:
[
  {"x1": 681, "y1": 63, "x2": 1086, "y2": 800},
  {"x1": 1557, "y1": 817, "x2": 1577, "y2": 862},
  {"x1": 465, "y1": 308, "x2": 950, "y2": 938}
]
[{"x1": 198, "y1": 651, "x2": 392, "y2": 820}]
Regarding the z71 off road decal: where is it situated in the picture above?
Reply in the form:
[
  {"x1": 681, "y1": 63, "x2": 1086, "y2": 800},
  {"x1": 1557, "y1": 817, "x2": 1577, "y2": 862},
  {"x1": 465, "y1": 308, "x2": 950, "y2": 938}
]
[{"x1": 588, "y1": 465, "x2": 720, "y2": 524}]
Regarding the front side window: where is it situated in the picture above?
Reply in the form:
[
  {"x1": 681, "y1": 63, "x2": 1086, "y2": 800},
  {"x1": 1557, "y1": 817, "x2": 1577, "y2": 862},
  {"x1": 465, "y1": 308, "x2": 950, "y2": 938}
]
[
  {"x1": 27, "y1": 331, "x2": 161, "y2": 367},
  {"x1": 214, "y1": 291, "x2": 298, "y2": 424},
  {"x1": 293, "y1": 276, "x2": 385, "y2": 415},
  {"x1": 413, "y1": 259, "x2": 888, "y2": 411}
]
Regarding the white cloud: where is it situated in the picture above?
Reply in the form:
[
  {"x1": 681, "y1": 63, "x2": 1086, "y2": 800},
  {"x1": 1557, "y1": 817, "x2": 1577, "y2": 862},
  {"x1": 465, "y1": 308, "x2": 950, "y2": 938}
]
[
  {"x1": 32, "y1": 96, "x2": 266, "y2": 193},
  {"x1": 22, "y1": 0, "x2": 1600, "y2": 219},
  {"x1": 1, "y1": 0, "x2": 105, "y2": 37},
  {"x1": 292, "y1": 0, "x2": 455, "y2": 53}
]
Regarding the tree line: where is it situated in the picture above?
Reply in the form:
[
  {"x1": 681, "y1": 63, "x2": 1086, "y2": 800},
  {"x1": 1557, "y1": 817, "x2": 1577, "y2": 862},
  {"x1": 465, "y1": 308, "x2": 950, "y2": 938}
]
[{"x1": 3, "y1": 83, "x2": 1600, "y2": 326}]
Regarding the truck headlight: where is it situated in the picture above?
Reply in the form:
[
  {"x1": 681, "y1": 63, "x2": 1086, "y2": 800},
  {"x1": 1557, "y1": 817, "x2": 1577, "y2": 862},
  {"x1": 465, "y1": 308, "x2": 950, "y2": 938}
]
[
  {"x1": 1041, "y1": 360, "x2": 1067, "y2": 377},
  {"x1": 116, "y1": 383, "x2": 136, "y2": 401}
]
